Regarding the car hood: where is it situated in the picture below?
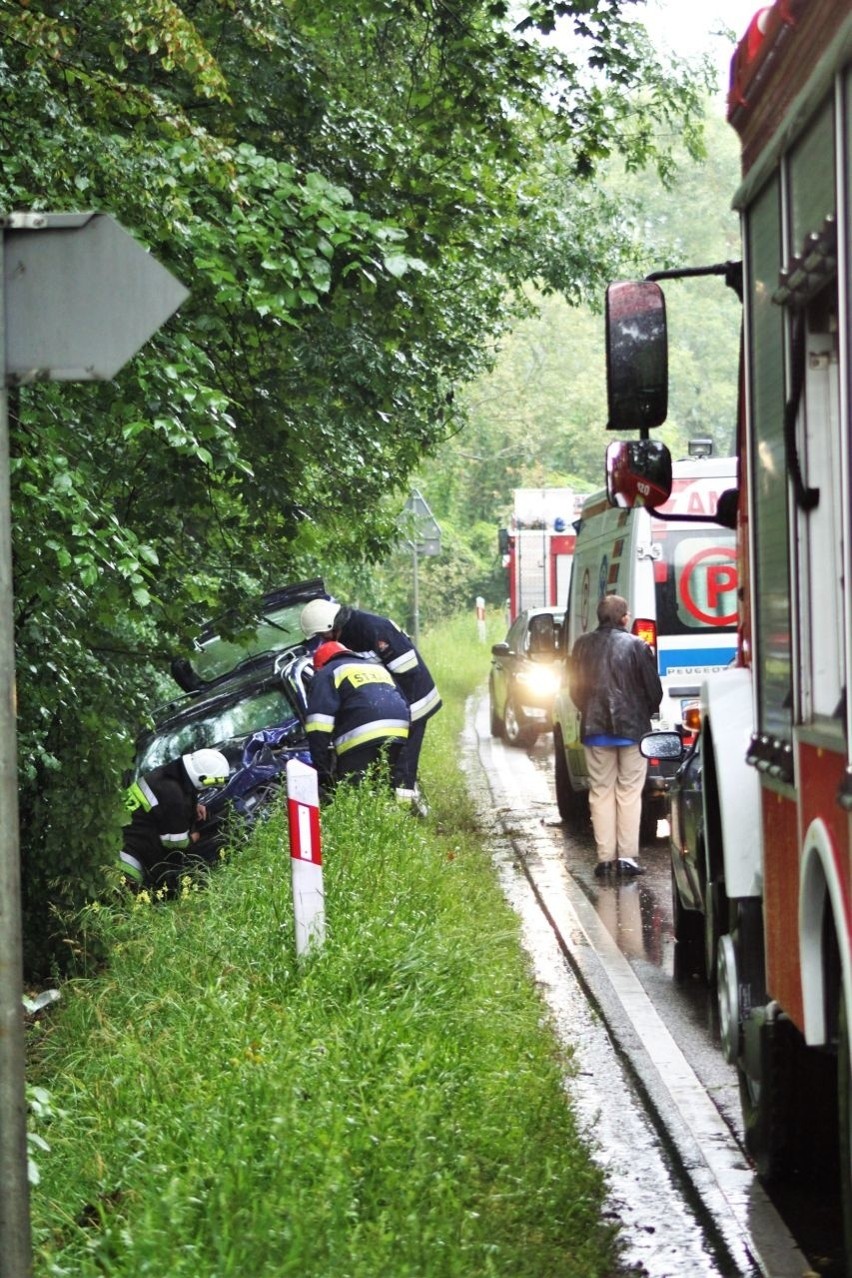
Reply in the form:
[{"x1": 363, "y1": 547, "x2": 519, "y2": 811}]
[{"x1": 170, "y1": 577, "x2": 329, "y2": 693}]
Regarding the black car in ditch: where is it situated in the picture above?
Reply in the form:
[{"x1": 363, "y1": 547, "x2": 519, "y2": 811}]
[{"x1": 132, "y1": 578, "x2": 329, "y2": 860}]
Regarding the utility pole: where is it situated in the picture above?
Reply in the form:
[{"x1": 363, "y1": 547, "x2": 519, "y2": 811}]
[{"x1": 0, "y1": 212, "x2": 188, "y2": 1278}]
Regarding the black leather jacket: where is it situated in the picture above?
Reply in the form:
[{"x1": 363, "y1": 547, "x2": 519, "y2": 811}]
[{"x1": 569, "y1": 623, "x2": 663, "y2": 742}]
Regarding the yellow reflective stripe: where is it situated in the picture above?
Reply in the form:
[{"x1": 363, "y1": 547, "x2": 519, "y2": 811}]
[
  {"x1": 335, "y1": 724, "x2": 409, "y2": 755},
  {"x1": 119, "y1": 851, "x2": 145, "y2": 883},
  {"x1": 306, "y1": 719, "x2": 334, "y2": 735},
  {"x1": 388, "y1": 650, "x2": 418, "y2": 675},
  {"x1": 333, "y1": 662, "x2": 394, "y2": 689}
]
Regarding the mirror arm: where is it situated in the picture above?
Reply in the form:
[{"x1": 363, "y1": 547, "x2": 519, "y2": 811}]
[{"x1": 645, "y1": 260, "x2": 743, "y2": 302}]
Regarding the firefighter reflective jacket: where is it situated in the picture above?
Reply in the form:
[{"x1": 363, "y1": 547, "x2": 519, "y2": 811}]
[
  {"x1": 335, "y1": 609, "x2": 442, "y2": 723},
  {"x1": 305, "y1": 649, "x2": 410, "y2": 780},
  {"x1": 119, "y1": 757, "x2": 197, "y2": 888}
]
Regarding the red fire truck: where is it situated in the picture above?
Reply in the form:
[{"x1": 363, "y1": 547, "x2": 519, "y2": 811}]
[
  {"x1": 499, "y1": 488, "x2": 587, "y2": 622},
  {"x1": 604, "y1": 0, "x2": 852, "y2": 1258}
]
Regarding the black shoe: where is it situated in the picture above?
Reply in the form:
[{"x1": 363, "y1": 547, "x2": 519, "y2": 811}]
[
  {"x1": 615, "y1": 857, "x2": 645, "y2": 877},
  {"x1": 594, "y1": 861, "x2": 614, "y2": 879}
]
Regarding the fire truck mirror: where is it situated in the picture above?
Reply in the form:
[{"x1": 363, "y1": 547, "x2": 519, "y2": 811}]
[
  {"x1": 605, "y1": 280, "x2": 668, "y2": 431},
  {"x1": 605, "y1": 439, "x2": 673, "y2": 510},
  {"x1": 497, "y1": 527, "x2": 510, "y2": 556}
]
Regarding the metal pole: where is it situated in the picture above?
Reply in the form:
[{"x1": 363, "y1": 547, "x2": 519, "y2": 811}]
[
  {"x1": 412, "y1": 540, "x2": 420, "y2": 647},
  {"x1": 0, "y1": 229, "x2": 33, "y2": 1277}
]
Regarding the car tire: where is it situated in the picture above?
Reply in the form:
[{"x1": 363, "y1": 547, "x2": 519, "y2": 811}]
[
  {"x1": 554, "y1": 728, "x2": 589, "y2": 827},
  {"x1": 639, "y1": 802, "x2": 660, "y2": 844},
  {"x1": 503, "y1": 695, "x2": 537, "y2": 749},
  {"x1": 671, "y1": 870, "x2": 704, "y2": 982}
]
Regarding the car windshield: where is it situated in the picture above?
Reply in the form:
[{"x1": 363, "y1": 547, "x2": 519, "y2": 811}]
[
  {"x1": 189, "y1": 602, "x2": 306, "y2": 684},
  {"x1": 137, "y1": 687, "x2": 296, "y2": 773}
]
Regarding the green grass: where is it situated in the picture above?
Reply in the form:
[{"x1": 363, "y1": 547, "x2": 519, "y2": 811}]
[{"x1": 28, "y1": 612, "x2": 619, "y2": 1277}]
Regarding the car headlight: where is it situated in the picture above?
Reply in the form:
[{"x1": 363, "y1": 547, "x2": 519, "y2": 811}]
[{"x1": 516, "y1": 666, "x2": 560, "y2": 696}]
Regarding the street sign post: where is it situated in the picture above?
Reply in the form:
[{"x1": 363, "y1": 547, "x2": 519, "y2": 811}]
[
  {"x1": 0, "y1": 212, "x2": 188, "y2": 1278},
  {"x1": 401, "y1": 489, "x2": 440, "y2": 645}
]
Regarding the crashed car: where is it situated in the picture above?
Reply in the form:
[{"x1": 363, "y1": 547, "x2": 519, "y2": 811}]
[{"x1": 131, "y1": 579, "x2": 328, "y2": 860}]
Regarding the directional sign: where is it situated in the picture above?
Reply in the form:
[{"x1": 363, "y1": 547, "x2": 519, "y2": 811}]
[
  {"x1": 402, "y1": 488, "x2": 441, "y2": 556},
  {"x1": 3, "y1": 212, "x2": 189, "y2": 383}
]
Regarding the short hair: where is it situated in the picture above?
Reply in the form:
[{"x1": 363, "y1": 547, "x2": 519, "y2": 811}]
[{"x1": 597, "y1": 594, "x2": 628, "y2": 625}]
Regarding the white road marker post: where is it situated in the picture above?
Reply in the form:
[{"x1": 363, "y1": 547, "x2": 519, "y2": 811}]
[
  {"x1": 475, "y1": 595, "x2": 486, "y2": 644},
  {"x1": 286, "y1": 759, "x2": 325, "y2": 957}
]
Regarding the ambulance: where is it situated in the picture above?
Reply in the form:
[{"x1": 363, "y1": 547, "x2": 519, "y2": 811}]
[{"x1": 552, "y1": 449, "x2": 738, "y2": 833}]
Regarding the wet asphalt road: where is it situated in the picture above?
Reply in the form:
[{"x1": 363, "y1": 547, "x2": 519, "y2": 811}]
[{"x1": 462, "y1": 689, "x2": 842, "y2": 1278}]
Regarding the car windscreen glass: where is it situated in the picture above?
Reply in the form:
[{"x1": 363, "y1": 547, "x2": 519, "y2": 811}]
[
  {"x1": 651, "y1": 524, "x2": 738, "y2": 637},
  {"x1": 137, "y1": 688, "x2": 296, "y2": 773},
  {"x1": 190, "y1": 603, "x2": 306, "y2": 683}
]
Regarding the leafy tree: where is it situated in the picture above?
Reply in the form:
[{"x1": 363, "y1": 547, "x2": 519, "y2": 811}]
[
  {"x1": 414, "y1": 108, "x2": 742, "y2": 611},
  {"x1": 0, "y1": 0, "x2": 711, "y2": 972}
]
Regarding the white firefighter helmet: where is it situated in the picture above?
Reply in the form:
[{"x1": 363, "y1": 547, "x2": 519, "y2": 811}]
[
  {"x1": 299, "y1": 597, "x2": 339, "y2": 639},
  {"x1": 182, "y1": 749, "x2": 229, "y2": 789}
]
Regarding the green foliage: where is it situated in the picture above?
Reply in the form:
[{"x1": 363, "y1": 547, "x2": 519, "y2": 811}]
[
  {"x1": 414, "y1": 110, "x2": 742, "y2": 607},
  {"x1": 0, "y1": 0, "x2": 713, "y2": 972},
  {"x1": 28, "y1": 615, "x2": 617, "y2": 1276}
]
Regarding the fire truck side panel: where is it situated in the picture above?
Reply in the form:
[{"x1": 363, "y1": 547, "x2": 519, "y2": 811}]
[
  {"x1": 799, "y1": 742, "x2": 852, "y2": 1046},
  {"x1": 761, "y1": 788, "x2": 805, "y2": 1029}
]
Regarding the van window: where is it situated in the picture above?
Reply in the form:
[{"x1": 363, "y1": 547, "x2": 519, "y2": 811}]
[{"x1": 652, "y1": 526, "x2": 738, "y2": 637}]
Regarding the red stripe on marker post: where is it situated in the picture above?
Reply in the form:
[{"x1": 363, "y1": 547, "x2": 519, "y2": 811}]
[{"x1": 286, "y1": 759, "x2": 325, "y2": 956}]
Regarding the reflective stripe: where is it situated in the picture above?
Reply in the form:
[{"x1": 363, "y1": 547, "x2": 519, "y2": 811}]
[
  {"x1": 160, "y1": 831, "x2": 191, "y2": 850},
  {"x1": 119, "y1": 850, "x2": 145, "y2": 883},
  {"x1": 306, "y1": 715, "x2": 334, "y2": 733},
  {"x1": 333, "y1": 662, "x2": 394, "y2": 689},
  {"x1": 409, "y1": 685, "x2": 441, "y2": 721},
  {"x1": 335, "y1": 720, "x2": 409, "y2": 755},
  {"x1": 124, "y1": 776, "x2": 158, "y2": 816},
  {"x1": 387, "y1": 650, "x2": 418, "y2": 675}
]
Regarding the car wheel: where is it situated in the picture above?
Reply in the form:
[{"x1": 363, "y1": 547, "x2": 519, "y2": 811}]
[
  {"x1": 554, "y1": 728, "x2": 589, "y2": 827},
  {"x1": 503, "y1": 695, "x2": 537, "y2": 749},
  {"x1": 489, "y1": 683, "x2": 503, "y2": 738},
  {"x1": 639, "y1": 801, "x2": 660, "y2": 844},
  {"x1": 671, "y1": 870, "x2": 704, "y2": 982}
]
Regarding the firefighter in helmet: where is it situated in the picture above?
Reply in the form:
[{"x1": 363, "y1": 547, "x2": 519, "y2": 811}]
[
  {"x1": 119, "y1": 748, "x2": 230, "y2": 892},
  {"x1": 305, "y1": 641, "x2": 409, "y2": 791}
]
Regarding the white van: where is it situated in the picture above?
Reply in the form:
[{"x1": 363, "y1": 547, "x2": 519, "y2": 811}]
[{"x1": 552, "y1": 454, "x2": 738, "y2": 833}]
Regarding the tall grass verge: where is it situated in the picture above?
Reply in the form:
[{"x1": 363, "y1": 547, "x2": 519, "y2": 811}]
[{"x1": 28, "y1": 612, "x2": 619, "y2": 1277}]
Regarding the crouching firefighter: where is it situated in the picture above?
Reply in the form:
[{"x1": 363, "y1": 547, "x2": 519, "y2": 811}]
[
  {"x1": 118, "y1": 749, "x2": 230, "y2": 892},
  {"x1": 305, "y1": 641, "x2": 410, "y2": 792}
]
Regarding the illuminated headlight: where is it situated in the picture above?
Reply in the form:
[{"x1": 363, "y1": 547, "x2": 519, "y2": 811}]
[{"x1": 516, "y1": 666, "x2": 560, "y2": 696}]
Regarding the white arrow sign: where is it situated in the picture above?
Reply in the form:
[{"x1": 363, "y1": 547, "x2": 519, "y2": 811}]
[{"x1": 3, "y1": 212, "x2": 189, "y2": 383}]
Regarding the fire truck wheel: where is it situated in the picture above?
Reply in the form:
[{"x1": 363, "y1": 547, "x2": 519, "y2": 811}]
[
  {"x1": 671, "y1": 873, "x2": 704, "y2": 982},
  {"x1": 839, "y1": 987, "x2": 852, "y2": 1269},
  {"x1": 503, "y1": 696, "x2": 537, "y2": 749},
  {"x1": 554, "y1": 730, "x2": 589, "y2": 827},
  {"x1": 703, "y1": 874, "x2": 728, "y2": 988},
  {"x1": 728, "y1": 899, "x2": 790, "y2": 1181}
]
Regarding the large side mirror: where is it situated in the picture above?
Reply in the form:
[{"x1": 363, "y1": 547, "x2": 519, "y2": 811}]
[
  {"x1": 605, "y1": 281, "x2": 668, "y2": 431},
  {"x1": 497, "y1": 527, "x2": 510, "y2": 555},
  {"x1": 606, "y1": 439, "x2": 673, "y2": 509}
]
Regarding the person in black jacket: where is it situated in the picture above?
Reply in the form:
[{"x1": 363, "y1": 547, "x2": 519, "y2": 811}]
[
  {"x1": 331, "y1": 606, "x2": 440, "y2": 803},
  {"x1": 569, "y1": 594, "x2": 662, "y2": 878},
  {"x1": 119, "y1": 748, "x2": 230, "y2": 892},
  {"x1": 305, "y1": 641, "x2": 410, "y2": 790}
]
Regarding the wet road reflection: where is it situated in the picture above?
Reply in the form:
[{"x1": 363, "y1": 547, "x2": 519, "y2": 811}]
[{"x1": 525, "y1": 730, "x2": 844, "y2": 1275}]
